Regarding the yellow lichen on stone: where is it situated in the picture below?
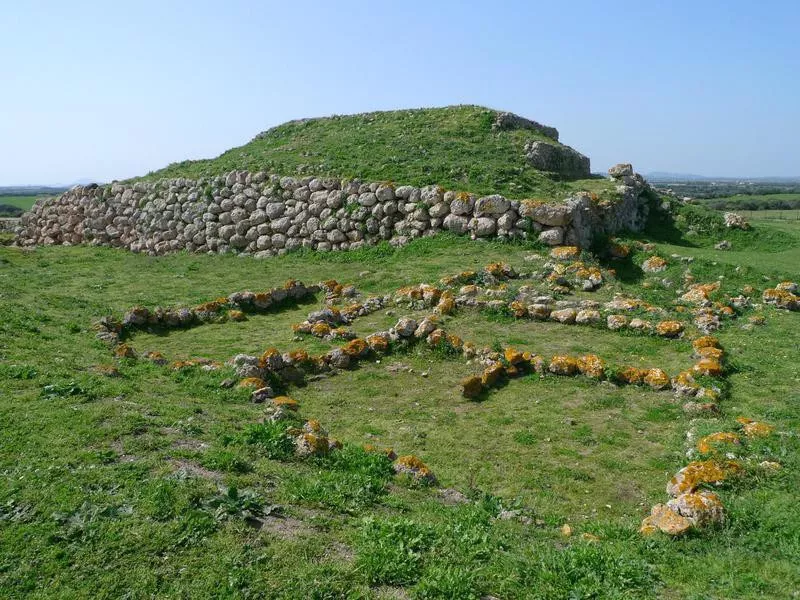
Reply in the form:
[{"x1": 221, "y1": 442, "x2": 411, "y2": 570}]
[
  {"x1": 616, "y1": 366, "x2": 647, "y2": 385},
  {"x1": 461, "y1": 375, "x2": 484, "y2": 399},
  {"x1": 640, "y1": 504, "x2": 693, "y2": 536},
  {"x1": 656, "y1": 320, "x2": 684, "y2": 337},
  {"x1": 481, "y1": 362, "x2": 505, "y2": 387},
  {"x1": 366, "y1": 333, "x2": 390, "y2": 353},
  {"x1": 393, "y1": 455, "x2": 436, "y2": 483},
  {"x1": 238, "y1": 377, "x2": 267, "y2": 389},
  {"x1": 667, "y1": 460, "x2": 741, "y2": 497},
  {"x1": 693, "y1": 358, "x2": 724, "y2": 377},
  {"x1": 697, "y1": 432, "x2": 741, "y2": 454},
  {"x1": 577, "y1": 354, "x2": 605, "y2": 379},
  {"x1": 509, "y1": 300, "x2": 528, "y2": 318},
  {"x1": 549, "y1": 355, "x2": 579, "y2": 376},
  {"x1": 342, "y1": 338, "x2": 368, "y2": 357},
  {"x1": 550, "y1": 246, "x2": 581, "y2": 261},
  {"x1": 310, "y1": 322, "x2": 332, "y2": 338},
  {"x1": 736, "y1": 417, "x2": 775, "y2": 438},
  {"x1": 272, "y1": 396, "x2": 299, "y2": 411},
  {"x1": 644, "y1": 368, "x2": 671, "y2": 390},
  {"x1": 692, "y1": 335, "x2": 720, "y2": 350},
  {"x1": 504, "y1": 348, "x2": 526, "y2": 366},
  {"x1": 114, "y1": 344, "x2": 137, "y2": 359},
  {"x1": 228, "y1": 309, "x2": 246, "y2": 322}
]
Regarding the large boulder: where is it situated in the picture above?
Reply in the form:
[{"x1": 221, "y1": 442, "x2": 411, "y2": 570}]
[{"x1": 525, "y1": 141, "x2": 590, "y2": 179}]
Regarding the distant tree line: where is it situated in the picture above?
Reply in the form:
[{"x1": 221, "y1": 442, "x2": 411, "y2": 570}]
[{"x1": 697, "y1": 196, "x2": 800, "y2": 211}]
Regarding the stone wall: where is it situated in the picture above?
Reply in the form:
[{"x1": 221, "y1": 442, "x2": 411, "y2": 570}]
[
  {"x1": 0, "y1": 218, "x2": 20, "y2": 234},
  {"x1": 15, "y1": 164, "x2": 650, "y2": 256}
]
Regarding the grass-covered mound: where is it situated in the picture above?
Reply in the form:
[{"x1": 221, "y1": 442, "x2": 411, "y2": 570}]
[{"x1": 140, "y1": 105, "x2": 609, "y2": 198}]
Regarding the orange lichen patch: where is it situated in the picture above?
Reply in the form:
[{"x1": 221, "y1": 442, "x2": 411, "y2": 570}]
[
  {"x1": 142, "y1": 351, "x2": 168, "y2": 365},
  {"x1": 395, "y1": 285, "x2": 424, "y2": 300},
  {"x1": 656, "y1": 320, "x2": 684, "y2": 337},
  {"x1": 340, "y1": 303, "x2": 364, "y2": 319},
  {"x1": 504, "y1": 348, "x2": 526, "y2": 366},
  {"x1": 549, "y1": 355, "x2": 579, "y2": 376},
  {"x1": 91, "y1": 364, "x2": 121, "y2": 377},
  {"x1": 446, "y1": 334, "x2": 464, "y2": 350},
  {"x1": 505, "y1": 365, "x2": 522, "y2": 378},
  {"x1": 640, "y1": 504, "x2": 693, "y2": 536},
  {"x1": 644, "y1": 368, "x2": 671, "y2": 390},
  {"x1": 272, "y1": 396, "x2": 299, "y2": 411},
  {"x1": 426, "y1": 329, "x2": 447, "y2": 347},
  {"x1": 667, "y1": 460, "x2": 741, "y2": 497},
  {"x1": 485, "y1": 262, "x2": 512, "y2": 278},
  {"x1": 238, "y1": 377, "x2": 267, "y2": 390},
  {"x1": 762, "y1": 287, "x2": 800, "y2": 310},
  {"x1": 577, "y1": 354, "x2": 605, "y2": 379},
  {"x1": 253, "y1": 291, "x2": 273, "y2": 306},
  {"x1": 366, "y1": 333, "x2": 390, "y2": 353},
  {"x1": 226, "y1": 309, "x2": 246, "y2": 322},
  {"x1": 169, "y1": 358, "x2": 216, "y2": 370},
  {"x1": 362, "y1": 444, "x2": 397, "y2": 460},
  {"x1": 606, "y1": 314, "x2": 627, "y2": 330},
  {"x1": 615, "y1": 366, "x2": 647, "y2": 385},
  {"x1": 642, "y1": 256, "x2": 668, "y2": 272},
  {"x1": 681, "y1": 282, "x2": 721, "y2": 305},
  {"x1": 481, "y1": 362, "x2": 505, "y2": 387},
  {"x1": 288, "y1": 349, "x2": 310, "y2": 364},
  {"x1": 667, "y1": 491, "x2": 725, "y2": 527},
  {"x1": 342, "y1": 338, "x2": 369, "y2": 358},
  {"x1": 393, "y1": 455, "x2": 436, "y2": 483},
  {"x1": 528, "y1": 354, "x2": 546, "y2": 374},
  {"x1": 296, "y1": 432, "x2": 329, "y2": 457},
  {"x1": 736, "y1": 418, "x2": 775, "y2": 438},
  {"x1": 695, "y1": 346, "x2": 724, "y2": 360},
  {"x1": 550, "y1": 246, "x2": 581, "y2": 261},
  {"x1": 258, "y1": 348, "x2": 282, "y2": 368},
  {"x1": 748, "y1": 315, "x2": 766, "y2": 326},
  {"x1": 697, "y1": 387, "x2": 720, "y2": 401},
  {"x1": 292, "y1": 322, "x2": 312, "y2": 334},
  {"x1": 692, "y1": 358, "x2": 724, "y2": 377},
  {"x1": 461, "y1": 375, "x2": 484, "y2": 399},
  {"x1": 697, "y1": 432, "x2": 741, "y2": 454},
  {"x1": 672, "y1": 370, "x2": 700, "y2": 394},
  {"x1": 310, "y1": 322, "x2": 332, "y2": 338},
  {"x1": 195, "y1": 300, "x2": 223, "y2": 313},
  {"x1": 434, "y1": 292, "x2": 456, "y2": 315},
  {"x1": 509, "y1": 300, "x2": 528, "y2": 318},
  {"x1": 114, "y1": 344, "x2": 137, "y2": 359},
  {"x1": 693, "y1": 336, "x2": 721, "y2": 351}
]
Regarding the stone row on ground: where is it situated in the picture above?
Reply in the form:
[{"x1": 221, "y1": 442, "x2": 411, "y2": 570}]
[{"x1": 15, "y1": 164, "x2": 650, "y2": 255}]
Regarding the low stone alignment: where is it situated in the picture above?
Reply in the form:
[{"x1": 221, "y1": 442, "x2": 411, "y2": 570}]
[
  {"x1": 90, "y1": 256, "x2": 797, "y2": 537},
  {"x1": 15, "y1": 164, "x2": 649, "y2": 256}
]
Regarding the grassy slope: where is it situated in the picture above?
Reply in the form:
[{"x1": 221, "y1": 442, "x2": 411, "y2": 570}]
[
  {"x1": 1, "y1": 216, "x2": 799, "y2": 598},
  {"x1": 139, "y1": 105, "x2": 612, "y2": 199}
]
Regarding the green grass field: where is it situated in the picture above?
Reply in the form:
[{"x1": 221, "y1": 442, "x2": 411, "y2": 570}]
[
  {"x1": 1, "y1": 211, "x2": 799, "y2": 598},
  {"x1": 0, "y1": 195, "x2": 41, "y2": 212}
]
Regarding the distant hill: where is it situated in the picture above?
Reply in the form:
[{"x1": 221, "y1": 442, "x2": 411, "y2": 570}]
[
  {"x1": 136, "y1": 105, "x2": 607, "y2": 199},
  {"x1": 647, "y1": 172, "x2": 800, "y2": 183}
]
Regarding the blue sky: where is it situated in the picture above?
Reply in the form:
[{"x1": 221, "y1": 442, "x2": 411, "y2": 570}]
[{"x1": 1, "y1": 0, "x2": 798, "y2": 184}]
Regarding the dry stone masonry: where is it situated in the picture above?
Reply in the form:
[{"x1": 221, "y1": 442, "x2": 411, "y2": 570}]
[{"x1": 16, "y1": 165, "x2": 650, "y2": 256}]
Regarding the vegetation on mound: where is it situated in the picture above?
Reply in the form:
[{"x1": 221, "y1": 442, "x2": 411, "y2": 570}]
[{"x1": 139, "y1": 105, "x2": 610, "y2": 199}]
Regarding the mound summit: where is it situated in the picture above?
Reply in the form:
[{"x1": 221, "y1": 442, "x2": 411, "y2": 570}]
[{"x1": 142, "y1": 105, "x2": 595, "y2": 198}]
